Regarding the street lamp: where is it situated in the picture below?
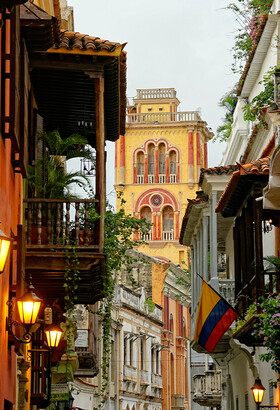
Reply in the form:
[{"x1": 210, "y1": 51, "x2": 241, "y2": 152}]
[
  {"x1": 6, "y1": 280, "x2": 42, "y2": 343},
  {"x1": 45, "y1": 323, "x2": 63, "y2": 348},
  {"x1": 251, "y1": 378, "x2": 266, "y2": 408},
  {"x1": 0, "y1": 229, "x2": 12, "y2": 273}
]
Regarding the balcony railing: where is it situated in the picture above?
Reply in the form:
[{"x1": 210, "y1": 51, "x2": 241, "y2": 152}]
[
  {"x1": 162, "y1": 230, "x2": 174, "y2": 241},
  {"x1": 171, "y1": 395, "x2": 185, "y2": 408},
  {"x1": 141, "y1": 230, "x2": 152, "y2": 241},
  {"x1": 193, "y1": 371, "x2": 221, "y2": 407},
  {"x1": 136, "y1": 88, "x2": 177, "y2": 99},
  {"x1": 169, "y1": 174, "x2": 177, "y2": 183},
  {"x1": 24, "y1": 198, "x2": 105, "y2": 306},
  {"x1": 140, "y1": 370, "x2": 150, "y2": 385},
  {"x1": 127, "y1": 111, "x2": 201, "y2": 124},
  {"x1": 24, "y1": 198, "x2": 100, "y2": 251},
  {"x1": 137, "y1": 175, "x2": 144, "y2": 184},
  {"x1": 123, "y1": 365, "x2": 137, "y2": 380},
  {"x1": 219, "y1": 279, "x2": 235, "y2": 306},
  {"x1": 151, "y1": 373, "x2": 162, "y2": 387}
]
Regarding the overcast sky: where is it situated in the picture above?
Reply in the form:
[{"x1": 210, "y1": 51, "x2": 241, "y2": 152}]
[{"x1": 69, "y1": 0, "x2": 240, "y2": 201}]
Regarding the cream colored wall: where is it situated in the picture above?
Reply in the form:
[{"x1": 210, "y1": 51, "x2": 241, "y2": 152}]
[
  {"x1": 140, "y1": 103, "x2": 172, "y2": 113},
  {"x1": 33, "y1": 0, "x2": 55, "y2": 15}
]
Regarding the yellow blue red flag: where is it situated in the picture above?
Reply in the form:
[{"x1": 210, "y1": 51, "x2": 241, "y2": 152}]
[{"x1": 194, "y1": 279, "x2": 238, "y2": 353}]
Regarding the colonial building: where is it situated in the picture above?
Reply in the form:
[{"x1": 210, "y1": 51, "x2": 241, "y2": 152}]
[
  {"x1": 0, "y1": 1, "x2": 126, "y2": 408},
  {"x1": 115, "y1": 88, "x2": 213, "y2": 265},
  {"x1": 180, "y1": 1, "x2": 280, "y2": 409},
  {"x1": 70, "y1": 251, "x2": 191, "y2": 410}
]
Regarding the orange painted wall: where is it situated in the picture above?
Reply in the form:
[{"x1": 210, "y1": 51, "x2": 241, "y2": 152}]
[
  {"x1": 0, "y1": 15, "x2": 23, "y2": 407},
  {"x1": 160, "y1": 293, "x2": 190, "y2": 409}
]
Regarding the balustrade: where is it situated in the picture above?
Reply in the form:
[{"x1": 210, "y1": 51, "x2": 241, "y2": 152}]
[
  {"x1": 193, "y1": 371, "x2": 222, "y2": 407},
  {"x1": 24, "y1": 198, "x2": 100, "y2": 250},
  {"x1": 123, "y1": 364, "x2": 137, "y2": 380},
  {"x1": 141, "y1": 231, "x2": 152, "y2": 241},
  {"x1": 137, "y1": 175, "x2": 144, "y2": 184},
  {"x1": 169, "y1": 174, "x2": 177, "y2": 183},
  {"x1": 136, "y1": 88, "x2": 176, "y2": 100},
  {"x1": 162, "y1": 231, "x2": 174, "y2": 241},
  {"x1": 127, "y1": 111, "x2": 201, "y2": 124},
  {"x1": 219, "y1": 279, "x2": 235, "y2": 306}
]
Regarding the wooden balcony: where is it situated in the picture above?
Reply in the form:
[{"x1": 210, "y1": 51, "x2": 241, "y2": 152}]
[
  {"x1": 24, "y1": 199, "x2": 105, "y2": 306},
  {"x1": 193, "y1": 371, "x2": 221, "y2": 408}
]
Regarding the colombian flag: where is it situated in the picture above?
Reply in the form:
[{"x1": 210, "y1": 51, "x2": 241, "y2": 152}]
[{"x1": 194, "y1": 279, "x2": 238, "y2": 353}]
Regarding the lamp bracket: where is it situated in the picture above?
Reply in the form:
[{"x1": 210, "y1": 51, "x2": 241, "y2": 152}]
[{"x1": 6, "y1": 317, "x2": 32, "y2": 344}]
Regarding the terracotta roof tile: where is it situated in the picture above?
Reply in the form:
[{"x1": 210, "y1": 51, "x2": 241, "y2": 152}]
[
  {"x1": 54, "y1": 30, "x2": 123, "y2": 53},
  {"x1": 237, "y1": 156, "x2": 270, "y2": 175},
  {"x1": 216, "y1": 156, "x2": 270, "y2": 214},
  {"x1": 199, "y1": 165, "x2": 238, "y2": 186},
  {"x1": 179, "y1": 193, "x2": 209, "y2": 244}
]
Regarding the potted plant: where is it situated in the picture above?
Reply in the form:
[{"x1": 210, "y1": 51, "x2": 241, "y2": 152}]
[{"x1": 27, "y1": 131, "x2": 91, "y2": 243}]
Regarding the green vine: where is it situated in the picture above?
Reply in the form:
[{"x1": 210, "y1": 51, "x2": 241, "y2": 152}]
[
  {"x1": 242, "y1": 67, "x2": 275, "y2": 127},
  {"x1": 227, "y1": 1, "x2": 272, "y2": 74},
  {"x1": 86, "y1": 190, "x2": 151, "y2": 408},
  {"x1": 64, "y1": 245, "x2": 81, "y2": 313}
]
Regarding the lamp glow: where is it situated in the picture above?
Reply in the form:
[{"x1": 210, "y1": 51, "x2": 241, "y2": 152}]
[
  {"x1": 0, "y1": 229, "x2": 11, "y2": 273},
  {"x1": 251, "y1": 377, "x2": 265, "y2": 404},
  {"x1": 16, "y1": 283, "x2": 42, "y2": 326},
  {"x1": 45, "y1": 324, "x2": 63, "y2": 348}
]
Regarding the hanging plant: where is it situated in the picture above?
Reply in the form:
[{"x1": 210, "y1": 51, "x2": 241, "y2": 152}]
[{"x1": 254, "y1": 294, "x2": 280, "y2": 377}]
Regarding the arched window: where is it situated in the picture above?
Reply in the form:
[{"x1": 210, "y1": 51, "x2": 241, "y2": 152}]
[
  {"x1": 136, "y1": 151, "x2": 144, "y2": 183},
  {"x1": 162, "y1": 206, "x2": 174, "y2": 240},
  {"x1": 148, "y1": 144, "x2": 155, "y2": 183},
  {"x1": 169, "y1": 150, "x2": 177, "y2": 183},
  {"x1": 158, "y1": 143, "x2": 166, "y2": 183},
  {"x1": 140, "y1": 206, "x2": 152, "y2": 241}
]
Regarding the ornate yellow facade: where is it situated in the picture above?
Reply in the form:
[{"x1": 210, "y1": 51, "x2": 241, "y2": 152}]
[{"x1": 115, "y1": 88, "x2": 213, "y2": 265}]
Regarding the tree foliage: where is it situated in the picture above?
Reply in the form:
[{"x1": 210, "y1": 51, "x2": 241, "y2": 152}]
[{"x1": 215, "y1": 88, "x2": 238, "y2": 142}]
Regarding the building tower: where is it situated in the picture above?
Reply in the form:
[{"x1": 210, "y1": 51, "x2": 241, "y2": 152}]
[{"x1": 115, "y1": 88, "x2": 213, "y2": 265}]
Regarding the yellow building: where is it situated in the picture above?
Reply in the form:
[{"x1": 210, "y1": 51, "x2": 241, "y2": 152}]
[{"x1": 115, "y1": 88, "x2": 213, "y2": 265}]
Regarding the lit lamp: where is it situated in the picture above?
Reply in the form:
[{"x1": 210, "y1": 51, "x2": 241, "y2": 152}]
[
  {"x1": 6, "y1": 280, "x2": 42, "y2": 343},
  {"x1": 0, "y1": 229, "x2": 12, "y2": 273},
  {"x1": 45, "y1": 323, "x2": 63, "y2": 348},
  {"x1": 251, "y1": 377, "x2": 265, "y2": 409}
]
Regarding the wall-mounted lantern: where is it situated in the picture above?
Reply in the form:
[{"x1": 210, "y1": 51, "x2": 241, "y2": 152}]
[
  {"x1": 0, "y1": 229, "x2": 12, "y2": 273},
  {"x1": 251, "y1": 377, "x2": 265, "y2": 406},
  {"x1": 6, "y1": 280, "x2": 42, "y2": 343}
]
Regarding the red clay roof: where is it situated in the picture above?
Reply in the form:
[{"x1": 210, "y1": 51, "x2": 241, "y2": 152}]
[
  {"x1": 53, "y1": 30, "x2": 124, "y2": 53},
  {"x1": 199, "y1": 165, "x2": 238, "y2": 186},
  {"x1": 216, "y1": 156, "x2": 270, "y2": 213}
]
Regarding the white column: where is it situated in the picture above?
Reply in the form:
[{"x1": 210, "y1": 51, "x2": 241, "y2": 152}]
[
  {"x1": 210, "y1": 191, "x2": 219, "y2": 291},
  {"x1": 203, "y1": 216, "x2": 209, "y2": 281}
]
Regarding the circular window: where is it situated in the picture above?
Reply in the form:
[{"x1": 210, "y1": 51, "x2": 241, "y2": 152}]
[{"x1": 151, "y1": 195, "x2": 162, "y2": 207}]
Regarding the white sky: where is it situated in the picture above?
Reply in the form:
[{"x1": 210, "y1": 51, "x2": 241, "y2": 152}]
[{"x1": 68, "y1": 0, "x2": 240, "y2": 202}]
